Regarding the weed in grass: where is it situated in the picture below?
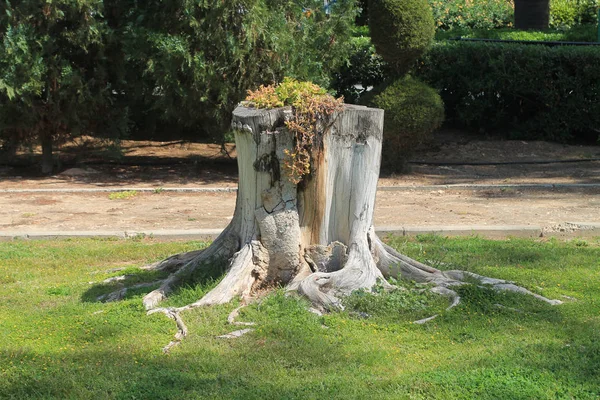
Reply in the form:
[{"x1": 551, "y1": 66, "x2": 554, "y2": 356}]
[
  {"x1": 572, "y1": 238, "x2": 589, "y2": 247},
  {"x1": 46, "y1": 286, "x2": 72, "y2": 296},
  {"x1": 153, "y1": 187, "x2": 164, "y2": 194},
  {"x1": 125, "y1": 232, "x2": 151, "y2": 241},
  {"x1": 108, "y1": 190, "x2": 138, "y2": 200}
]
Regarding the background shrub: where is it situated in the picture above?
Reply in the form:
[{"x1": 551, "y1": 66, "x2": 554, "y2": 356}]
[
  {"x1": 371, "y1": 76, "x2": 444, "y2": 171},
  {"x1": 0, "y1": 1, "x2": 359, "y2": 169},
  {"x1": 426, "y1": 0, "x2": 599, "y2": 31},
  {"x1": 108, "y1": 0, "x2": 359, "y2": 143},
  {"x1": 428, "y1": 0, "x2": 515, "y2": 30},
  {"x1": 417, "y1": 41, "x2": 600, "y2": 142},
  {"x1": 331, "y1": 27, "x2": 388, "y2": 104},
  {"x1": 550, "y1": 0, "x2": 599, "y2": 28},
  {"x1": 368, "y1": 0, "x2": 435, "y2": 76},
  {"x1": 435, "y1": 25, "x2": 598, "y2": 41}
]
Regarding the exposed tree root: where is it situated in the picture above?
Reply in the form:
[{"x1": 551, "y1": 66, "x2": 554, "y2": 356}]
[
  {"x1": 140, "y1": 249, "x2": 207, "y2": 273},
  {"x1": 143, "y1": 242, "x2": 265, "y2": 351},
  {"x1": 217, "y1": 329, "x2": 254, "y2": 339},
  {"x1": 142, "y1": 227, "x2": 240, "y2": 310},
  {"x1": 370, "y1": 233, "x2": 561, "y2": 305},
  {"x1": 148, "y1": 307, "x2": 188, "y2": 353},
  {"x1": 228, "y1": 305, "x2": 256, "y2": 326},
  {"x1": 134, "y1": 230, "x2": 563, "y2": 348}
]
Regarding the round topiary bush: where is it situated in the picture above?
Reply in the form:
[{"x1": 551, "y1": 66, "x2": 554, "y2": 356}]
[
  {"x1": 371, "y1": 75, "x2": 444, "y2": 171},
  {"x1": 368, "y1": 0, "x2": 435, "y2": 76}
]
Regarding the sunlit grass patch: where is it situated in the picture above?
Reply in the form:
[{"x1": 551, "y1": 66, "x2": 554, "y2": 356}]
[
  {"x1": 0, "y1": 236, "x2": 599, "y2": 399},
  {"x1": 108, "y1": 190, "x2": 138, "y2": 200}
]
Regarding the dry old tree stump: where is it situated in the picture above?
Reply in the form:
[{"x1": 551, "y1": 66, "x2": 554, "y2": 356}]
[{"x1": 130, "y1": 104, "x2": 561, "y2": 350}]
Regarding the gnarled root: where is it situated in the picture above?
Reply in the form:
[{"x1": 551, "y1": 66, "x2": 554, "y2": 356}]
[
  {"x1": 145, "y1": 240, "x2": 268, "y2": 351},
  {"x1": 97, "y1": 280, "x2": 166, "y2": 303},
  {"x1": 142, "y1": 228, "x2": 240, "y2": 310},
  {"x1": 293, "y1": 241, "x2": 390, "y2": 312},
  {"x1": 369, "y1": 232, "x2": 561, "y2": 323},
  {"x1": 148, "y1": 307, "x2": 188, "y2": 353}
]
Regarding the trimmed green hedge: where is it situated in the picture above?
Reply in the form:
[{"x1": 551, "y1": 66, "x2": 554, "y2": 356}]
[
  {"x1": 417, "y1": 41, "x2": 600, "y2": 142},
  {"x1": 435, "y1": 25, "x2": 598, "y2": 42}
]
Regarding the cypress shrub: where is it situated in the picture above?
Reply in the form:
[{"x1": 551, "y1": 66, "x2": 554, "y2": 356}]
[
  {"x1": 368, "y1": 0, "x2": 435, "y2": 76},
  {"x1": 1, "y1": 1, "x2": 359, "y2": 169},
  {"x1": 371, "y1": 76, "x2": 444, "y2": 171},
  {"x1": 108, "y1": 0, "x2": 359, "y2": 142}
]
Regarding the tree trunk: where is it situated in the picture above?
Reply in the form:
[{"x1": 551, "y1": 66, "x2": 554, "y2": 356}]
[
  {"x1": 41, "y1": 133, "x2": 54, "y2": 175},
  {"x1": 514, "y1": 0, "x2": 550, "y2": 30},
  {"x1": 136, "y1": 104, "x2": 561, "y2": 349},
  {"x1": 0, "y1": 132, "x2": 18, "y2": 163}
]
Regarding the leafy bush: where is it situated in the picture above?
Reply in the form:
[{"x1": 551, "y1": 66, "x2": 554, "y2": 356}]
[
  {"x1": 1, "y1": 1, "x2": 359, "y2": 167},
  {"x1": 331, "y1": 34, "x2": 388, "y2": 104},
  {"x1": 368, "y1": 0, "x2": 435, "y2": 76},
  {"x1": 371, "y1": 76, "x2": 444, "y2": 171},
  {"x1": 550, "y1": 0, "x2": 599, "y2": 28},
  {"x1": 428, "y1": 0, "x2": 515, "y2": 30},
  {"x1": 417, "y1": 41, "x2": 600, "y2": 142}
]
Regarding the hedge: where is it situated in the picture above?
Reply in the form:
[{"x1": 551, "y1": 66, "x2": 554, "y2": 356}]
[
  {"x1": 435, "y1": 25, "x2": 598, "y2": 42},
  {"x1": 416, "y1": 41, "x2": 600, "y2": 142}
]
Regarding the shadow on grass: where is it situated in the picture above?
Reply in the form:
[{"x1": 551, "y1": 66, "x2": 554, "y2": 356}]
[
  {"x1": 81, "y1": 258, "x2": 230, "y2": 304},
  {"x1": 2, "y1": 312, "x2": 599, "y2": 400},
  {"x1": 0, "y1": 344, "x2": 347, "y2": 399}
]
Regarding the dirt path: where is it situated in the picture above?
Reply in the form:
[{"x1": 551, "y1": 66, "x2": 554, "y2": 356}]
[
  {"x1": 1, "y1": 188, "x2": 599, "y2": 233},
  {"x1": 1, "y1": 130, "x2": 599, "y2": 233}
]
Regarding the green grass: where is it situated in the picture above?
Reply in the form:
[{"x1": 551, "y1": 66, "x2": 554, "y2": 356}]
[
  {"x1": 436, "y1": 25, "x2": 598, "y2": 42},
  {"x1": 108, "y1": 190, "x2": 138, "y2": 200},
  {"x1": 1, "y1": 236, "x2": 599, "y2": 399}
]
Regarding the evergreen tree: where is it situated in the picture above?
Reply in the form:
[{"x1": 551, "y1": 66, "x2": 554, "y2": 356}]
[
  {"x1": 106, "y1": 0, "x2": 358, "y2": 141},
  {"x1": 0, "y1": 1, "x2": 358, "y2": 170},
  {"x1": 0, "y1": 0, "x2": 126, "y2": 173}
]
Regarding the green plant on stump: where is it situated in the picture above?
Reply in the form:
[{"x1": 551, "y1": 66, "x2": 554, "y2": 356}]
[
  {"x1": 243, "y1": 78, "x2": 344, "y2": 184},
  {"x1": 366, "y1": 0, "x2": 443, "y2": 172},
  {"x1": 371, "y1": 76, "x2": 444, "y2": 171}
]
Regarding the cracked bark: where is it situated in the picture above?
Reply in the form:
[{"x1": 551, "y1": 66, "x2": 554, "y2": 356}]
[{"x1": 140, "y1": 104, "x2": 561, "y2": 349}]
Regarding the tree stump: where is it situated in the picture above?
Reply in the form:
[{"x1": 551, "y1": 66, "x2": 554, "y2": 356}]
[{"x1": 135, "y1": 104, "x2": 560, "y2": 349}]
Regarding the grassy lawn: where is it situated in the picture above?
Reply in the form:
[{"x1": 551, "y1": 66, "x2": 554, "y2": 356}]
[{"x1": 1, "y1": 235, "x2": 599, "y2": 399}]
